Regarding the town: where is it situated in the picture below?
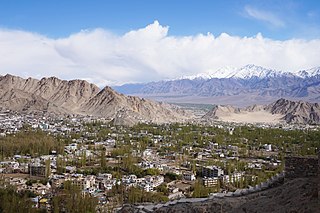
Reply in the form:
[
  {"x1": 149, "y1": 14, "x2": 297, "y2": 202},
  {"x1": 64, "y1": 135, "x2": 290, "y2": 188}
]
[{"x1": 0, "y1": 109, "x2": 318, "y2": 212}]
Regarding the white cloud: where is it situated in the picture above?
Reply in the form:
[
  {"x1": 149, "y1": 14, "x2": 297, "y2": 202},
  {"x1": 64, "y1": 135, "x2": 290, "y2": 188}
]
[
  {"x1": 244, "y1": 6, "x2": 286, "y2": 28},
  {"x1": 0, "y1": 21, "x2": 320, "y2": 86}
]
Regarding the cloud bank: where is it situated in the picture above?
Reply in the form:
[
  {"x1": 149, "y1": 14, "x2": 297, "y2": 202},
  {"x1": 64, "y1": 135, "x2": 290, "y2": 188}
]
[{"x1": 0, "y1": 21, "x2": 320, "y2": 86}]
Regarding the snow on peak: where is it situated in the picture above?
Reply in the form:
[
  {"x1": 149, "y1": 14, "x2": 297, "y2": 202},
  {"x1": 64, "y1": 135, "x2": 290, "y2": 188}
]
[
  {"x1": 213, "y1": 66, "x2": 238, "y2": 78},
  {"x1": 177, "y1": 64, "x2": 319, "y2": 81},
  {"x1": 178, "y1": 65, "x2": 281, "y2": 80},
  {"x1": 176, "y1": 73, "x2": 213, "y2": 80},
  {"x1": 296, "y1": 66, "x2": 320, "y2": 78},
  {"x1": 177, "y1": 66, "x2": 237, "y2": 80},
  {"x1": 230, "y1": 64, "x2": 281, "y2": 79}
]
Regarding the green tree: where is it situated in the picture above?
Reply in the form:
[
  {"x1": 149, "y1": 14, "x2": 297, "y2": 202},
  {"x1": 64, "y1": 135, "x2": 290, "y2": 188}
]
[
  {"x1": 52, "y1": 181, "x2": 97, "y2": 213},
  {"x1": 45, "y1": 159, "x2": 51, "y2": 178},
  {"x1": 192, "y1": 179, "x2": 209, "y2": 198},
  {"x1": 56, "y1": 157, "x2": 66, "y2": 174},
  {"x1": 100, "y1": 148, "x2": 106, "y2": 169},
  {"x1": 0, "y1": 186, "x2": 41, "y2": 213}
]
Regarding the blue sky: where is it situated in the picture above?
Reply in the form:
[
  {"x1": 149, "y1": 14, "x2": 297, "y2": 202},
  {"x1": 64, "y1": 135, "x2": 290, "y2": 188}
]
[
  {"x1": 1, "y1": 0, "x2": 319, "y2": 40},
  {"x1": 0, "y1": 0, "x2": 319, "y2": 85}
]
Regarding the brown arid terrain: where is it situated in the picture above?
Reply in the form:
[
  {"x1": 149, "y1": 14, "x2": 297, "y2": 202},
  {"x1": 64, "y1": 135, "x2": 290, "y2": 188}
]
[
  {"x1": 119, "y1": 177, "x2": 318, "y2": 213},
  {"x1": 203, "y1": 98, "x2": 320, "y2": 125},
  {"x1": 0, "y1": 74, "x2": 192, "y2": 125},
  {"x1": 1, "y1": 74, "x2": 320, "y2": 125}
]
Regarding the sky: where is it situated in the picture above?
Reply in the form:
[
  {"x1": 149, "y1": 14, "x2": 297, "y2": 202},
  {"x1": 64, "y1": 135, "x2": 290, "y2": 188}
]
[{"x1": 0, "y1": 0, "x2": 320, "y2": 86}]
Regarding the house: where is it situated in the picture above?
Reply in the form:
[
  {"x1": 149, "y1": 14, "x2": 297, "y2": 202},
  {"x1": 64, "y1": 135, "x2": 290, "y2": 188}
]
[
  {"x1": 142, "y1": 149, "x2": 153, "y2": 157},
  {"x1": 29, "y1": 164, "x2": 47, "y2": 177},
  {"x1": 64, "y1": 143, "x2": 78, "y2": 153},
  {"x1": 98, "y1": 173, "x2": 112, "y2": 180},
  {"x1": 139, "y1": 183, "x2": 153, "y2": 192},
  {"x1": 183, "y1": 172, "x2": 196, "y2": 181},
  {"x1": 122, "y1": 174, "x2": 138, "y2": 186},
  {"x1": 223, "y1": 171, "x2": 245, "y2": 184}
]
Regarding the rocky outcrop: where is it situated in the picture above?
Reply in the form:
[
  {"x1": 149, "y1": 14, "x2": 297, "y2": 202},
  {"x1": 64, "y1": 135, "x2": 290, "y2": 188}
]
[
  {"x1": 202, "y1": 105, "x2": 240, "y2": 120},
  {"x1": 265, "y1": 98, "x2": 320, "y2": 124},
  {"x1": 0, "y1": 74, "x2": 191, "y2": 125},
  {"x1": 203, "y1": 98, "x2": 320, "y2": 124},
  {"x1": 0, "y1": 74, "x2": 100, "y2": 113}
]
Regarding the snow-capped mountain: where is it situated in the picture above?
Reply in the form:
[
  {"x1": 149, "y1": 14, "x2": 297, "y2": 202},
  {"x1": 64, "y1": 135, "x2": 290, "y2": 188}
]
[
  {"x1": 175, "y1": 66, "x2": 237, "y2": 80},
  {"x1": 176, "y1": 73, "x2": 214, "y2": 80},
  {"x1": 178, "y1": 64, "x2": 289, "y2": 80},
  {"x1": 296, "y1": 67, "x2": 320, "y2": 78},
  {"x1": 113, "y1": 64, "x2": 320, "y2": 102},
  {"x1": 229, "y1": 64, "x2": 282, "y2": 79}
]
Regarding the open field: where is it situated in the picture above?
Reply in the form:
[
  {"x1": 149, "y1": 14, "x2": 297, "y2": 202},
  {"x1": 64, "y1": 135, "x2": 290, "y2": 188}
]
[{"x1": 217, "y1": 110, "x2": 283, "y2": 124}]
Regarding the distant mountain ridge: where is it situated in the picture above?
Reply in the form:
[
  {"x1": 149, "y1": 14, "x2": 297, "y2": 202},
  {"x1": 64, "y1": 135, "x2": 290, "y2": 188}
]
[
  {"x1": 0, "y1": 74, "x2": 190, "y2": 125},
  {"x1": 113, "y1": 65, "x2": 320, "y2": 102},
  {"x1": 177, "y1": 64, "x2": 285, "y2": 80}
]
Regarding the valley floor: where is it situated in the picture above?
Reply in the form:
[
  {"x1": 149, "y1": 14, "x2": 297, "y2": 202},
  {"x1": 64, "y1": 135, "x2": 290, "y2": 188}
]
[
  {"x1": 133, "y1": 94, "x2": 315, "y2": 108},
  {"x1": 217, "y1": 110, "x2": 283, "y2": 124}
]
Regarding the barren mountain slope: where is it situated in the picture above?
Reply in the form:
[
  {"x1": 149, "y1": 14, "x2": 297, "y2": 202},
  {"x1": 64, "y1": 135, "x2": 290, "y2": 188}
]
[
  {"x1": 265, "y1": 98, "x2": 320, "y2": 124},
  {"x1": 82, "y1": 86, "x2": 192, "y2": 125},
  {"x1": 203, "y1": 98, "x2": 320, "y2": 124},
  {"x1": 0, "y1": 88, "x2": 66, "y2": 114},
  {"x1": 0, "y1": 74, "x2": 100, "y2": 113},
  {"x1": 0, "y1": 74, "x2": 190, "y2": 125}
]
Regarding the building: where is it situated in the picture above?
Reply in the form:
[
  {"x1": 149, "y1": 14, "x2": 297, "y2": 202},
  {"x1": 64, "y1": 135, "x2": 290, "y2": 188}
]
[
  {"x1": 183, "y1": 172, "x2": 196, "y2": 181},
  {"x1": 29, "y1": 164, "x2": 46, "y2": 177},
  {"x1": 202, "y1": 177, "x2": 219, "y2": 187},
  {"x1": 223, "y1": 171, "x2": 245, "y2": 184},
  {"x1": 202, "y1": 166, "x2": 224, "y2": 178}
]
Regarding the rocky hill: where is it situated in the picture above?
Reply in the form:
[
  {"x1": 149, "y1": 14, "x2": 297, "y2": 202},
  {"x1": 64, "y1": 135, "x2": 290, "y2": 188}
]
[
  {"x1": 265, "y1": 98, "x2": 320, "y2": 124},
  {"x1": 203, "y1": 98, "x2": 320, "y2": 124},
  {"x1": 0, "y1": 74, "x2": 191, "y2": 125}
]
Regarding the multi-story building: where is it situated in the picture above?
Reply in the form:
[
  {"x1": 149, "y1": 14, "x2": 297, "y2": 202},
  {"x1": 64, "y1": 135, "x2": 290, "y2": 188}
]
[
  {"x1": 29, "y1": 164, "x2": 46, "y2": 177},
  {"x1": 202, "y1": 177, "x2": 219, "y2": 187},
  {"x1": 202, "y1": 166, "x2": 224, "y2": 178}
]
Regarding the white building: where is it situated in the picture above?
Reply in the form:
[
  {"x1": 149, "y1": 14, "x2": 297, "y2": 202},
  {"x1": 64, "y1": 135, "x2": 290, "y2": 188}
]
[
  {"x1": 183, "y1": 172, "x2": 196, "y2": 181},
  {"x1": 202, "y1": 166, "x2": 224, "y2": 178},
  {"x1": 223, "y1": 171, "x2": 245, "y2": 184},
  {"x1": 202, "y1": 177, "x2": 219, "y2": 187}
]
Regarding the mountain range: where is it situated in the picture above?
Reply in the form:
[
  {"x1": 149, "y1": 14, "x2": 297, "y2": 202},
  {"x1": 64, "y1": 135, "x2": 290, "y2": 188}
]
[
  {"x1": 1, "y1": 74, "x2": 320, "y2": 125},
  {"x1": 0, "y1": 74, "x2": 191, "y2": 126},
  {"x1": 113, "y1": 65, "x2": 320, "y2": 106}
]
